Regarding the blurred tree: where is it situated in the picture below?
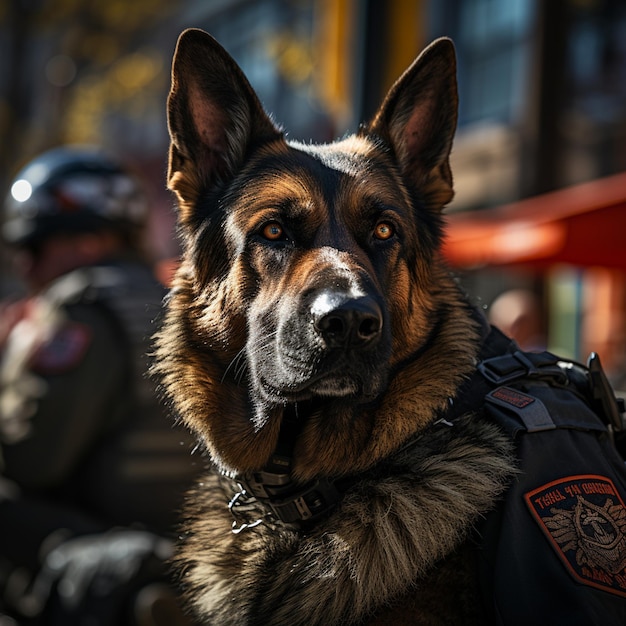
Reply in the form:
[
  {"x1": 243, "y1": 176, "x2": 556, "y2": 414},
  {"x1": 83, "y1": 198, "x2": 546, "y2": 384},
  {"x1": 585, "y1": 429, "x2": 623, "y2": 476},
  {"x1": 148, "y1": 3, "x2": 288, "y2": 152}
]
[{"x1": 0, "y1": 0, "x2": 175, "y2": 197}]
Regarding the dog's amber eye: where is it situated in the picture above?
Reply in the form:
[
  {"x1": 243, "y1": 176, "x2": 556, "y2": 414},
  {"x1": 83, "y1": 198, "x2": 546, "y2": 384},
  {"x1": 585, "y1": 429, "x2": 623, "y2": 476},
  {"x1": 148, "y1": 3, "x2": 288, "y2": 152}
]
[
  {"x1": 374, "y1": 222, "x2": 394, "y2": 240},
  {"x1": 261, "y1": 222, "x2": 284, "y2": 241}
]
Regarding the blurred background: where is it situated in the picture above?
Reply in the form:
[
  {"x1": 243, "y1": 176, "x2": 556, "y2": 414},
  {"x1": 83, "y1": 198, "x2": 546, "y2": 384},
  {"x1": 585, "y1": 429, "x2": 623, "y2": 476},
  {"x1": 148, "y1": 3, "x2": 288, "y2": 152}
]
[{"x1": 1, "y1": 0, "x2": 625, "y2": 384}]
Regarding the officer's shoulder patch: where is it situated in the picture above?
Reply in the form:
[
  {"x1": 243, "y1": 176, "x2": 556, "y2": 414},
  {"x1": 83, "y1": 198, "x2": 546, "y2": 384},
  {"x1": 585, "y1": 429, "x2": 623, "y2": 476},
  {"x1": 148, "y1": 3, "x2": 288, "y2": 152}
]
[
  {"x1": 525, "y1": 475, "x2": 626, "y2": 597},
  {"x1": 30, "y1": 322, "x2": 92, "y2": 374}
]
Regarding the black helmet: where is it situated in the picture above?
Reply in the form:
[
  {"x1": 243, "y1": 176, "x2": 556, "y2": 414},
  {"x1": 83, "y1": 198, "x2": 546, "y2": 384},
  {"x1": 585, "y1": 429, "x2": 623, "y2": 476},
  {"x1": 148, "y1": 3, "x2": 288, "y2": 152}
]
[{"x1": 3, "y1": 146, "x2": 147, "y2": 247}]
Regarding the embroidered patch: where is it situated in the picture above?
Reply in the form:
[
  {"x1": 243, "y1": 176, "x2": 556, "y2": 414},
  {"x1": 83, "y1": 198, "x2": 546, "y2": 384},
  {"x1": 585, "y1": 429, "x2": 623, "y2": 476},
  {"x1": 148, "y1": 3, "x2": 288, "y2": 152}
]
[
  {"x1": 525, "y1": 475, "x2": 626, "y2": 597},
  {"x1": 490, "y1": 386, "x2": 535, "y2": 409},
  {"x1": 31, "y1": 322, "x2": 92, "y2": 374}
]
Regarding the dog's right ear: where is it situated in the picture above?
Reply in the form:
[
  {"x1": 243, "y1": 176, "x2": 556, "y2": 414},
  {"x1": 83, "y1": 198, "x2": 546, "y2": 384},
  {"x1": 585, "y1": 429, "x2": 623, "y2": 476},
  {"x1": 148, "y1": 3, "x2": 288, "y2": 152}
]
[{"x1": 167, "y1": 29, "x2": 282, "y2": 224}]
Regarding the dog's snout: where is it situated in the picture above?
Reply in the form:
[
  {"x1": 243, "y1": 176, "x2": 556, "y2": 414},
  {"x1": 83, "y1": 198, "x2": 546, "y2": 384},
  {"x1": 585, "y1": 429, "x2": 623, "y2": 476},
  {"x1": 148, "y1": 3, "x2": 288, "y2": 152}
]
[{"x1": 313, "y1": 296, "x2": 383, "y2": 349}]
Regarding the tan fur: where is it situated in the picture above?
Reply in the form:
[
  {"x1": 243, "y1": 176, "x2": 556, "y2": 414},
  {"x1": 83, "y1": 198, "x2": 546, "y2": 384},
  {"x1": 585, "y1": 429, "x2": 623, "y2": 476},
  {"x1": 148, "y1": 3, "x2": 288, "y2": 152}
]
[{"x1": 154, "y1": 30, "x2": 518, "y2": 625}]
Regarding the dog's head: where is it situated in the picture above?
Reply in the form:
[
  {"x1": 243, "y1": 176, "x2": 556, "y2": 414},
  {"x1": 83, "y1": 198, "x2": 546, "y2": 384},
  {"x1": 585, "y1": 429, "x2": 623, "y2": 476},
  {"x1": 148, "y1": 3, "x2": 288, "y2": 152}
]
[{"x1": 156, "y1": 29, "x2": 478, "y2": 477}]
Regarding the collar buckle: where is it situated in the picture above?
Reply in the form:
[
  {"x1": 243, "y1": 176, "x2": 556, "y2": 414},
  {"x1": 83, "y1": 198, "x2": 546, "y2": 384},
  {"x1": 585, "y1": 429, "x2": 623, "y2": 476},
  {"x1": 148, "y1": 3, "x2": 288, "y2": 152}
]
[{"x1": 237, "y1": 470, "x2": 341, "y2": 525}]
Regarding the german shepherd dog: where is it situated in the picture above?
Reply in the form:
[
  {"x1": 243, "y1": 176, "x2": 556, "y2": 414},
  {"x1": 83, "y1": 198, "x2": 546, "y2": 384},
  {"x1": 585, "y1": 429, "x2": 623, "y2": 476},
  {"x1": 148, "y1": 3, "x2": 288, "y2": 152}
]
[{"x1": 154, "y1": 29, "x2": 518, "y2": 625}]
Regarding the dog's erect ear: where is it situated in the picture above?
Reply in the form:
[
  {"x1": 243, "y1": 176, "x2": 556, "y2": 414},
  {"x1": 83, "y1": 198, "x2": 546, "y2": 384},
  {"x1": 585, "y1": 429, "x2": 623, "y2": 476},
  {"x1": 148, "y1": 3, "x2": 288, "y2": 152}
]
[
  {"x1": 365, "y1": 38, "x2": 458, "y2": 207},
  {"x1": 167, "y1": 29, "x2": 282, "y2": 220}
]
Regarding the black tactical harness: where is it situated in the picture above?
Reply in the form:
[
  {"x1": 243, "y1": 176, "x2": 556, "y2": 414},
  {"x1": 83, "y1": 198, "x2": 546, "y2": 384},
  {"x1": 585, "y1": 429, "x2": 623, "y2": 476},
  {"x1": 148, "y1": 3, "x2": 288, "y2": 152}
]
[{"x1": 426, "y1": 323, "x2": 625, "y2": 441}]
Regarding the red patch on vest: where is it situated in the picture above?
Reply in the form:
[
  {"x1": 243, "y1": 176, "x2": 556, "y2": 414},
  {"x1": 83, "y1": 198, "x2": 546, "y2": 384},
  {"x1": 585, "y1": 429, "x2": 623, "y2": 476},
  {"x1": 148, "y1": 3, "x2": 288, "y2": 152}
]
[
  {"x1": 525, "y1": 475, "x2": 626, "y2": 597},
  {"x1": 31, "y1": 322, "x2": 92, "y2": 374},
  {"x1": 490, "y1": 386, "x2": 535, "y2": 409}
]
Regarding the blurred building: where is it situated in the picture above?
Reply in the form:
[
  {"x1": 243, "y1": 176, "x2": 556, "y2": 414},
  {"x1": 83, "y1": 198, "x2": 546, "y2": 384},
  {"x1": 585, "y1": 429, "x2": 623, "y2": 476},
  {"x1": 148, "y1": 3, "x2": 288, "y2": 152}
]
[
  {"x1": 2, "y1": 0, "x2": 625, "y2": 378},
  {"x1": 427, "y1": 0, "x2": 626, "y2": 377}
]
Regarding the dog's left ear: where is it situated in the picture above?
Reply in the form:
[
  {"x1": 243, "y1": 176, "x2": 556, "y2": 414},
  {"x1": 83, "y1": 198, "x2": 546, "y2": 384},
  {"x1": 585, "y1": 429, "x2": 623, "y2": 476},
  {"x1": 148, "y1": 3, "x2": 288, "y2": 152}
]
[{"x1": 365, "y1": 38, "x2": 458, "y2": 207}]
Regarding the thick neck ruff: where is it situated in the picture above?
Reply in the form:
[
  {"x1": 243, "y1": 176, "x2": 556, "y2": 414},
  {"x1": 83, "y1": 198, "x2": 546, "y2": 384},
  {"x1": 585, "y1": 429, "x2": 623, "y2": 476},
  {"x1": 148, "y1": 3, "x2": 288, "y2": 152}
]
[{"x1": 186, "y1": 407, "x2": 516, "y2": 626}]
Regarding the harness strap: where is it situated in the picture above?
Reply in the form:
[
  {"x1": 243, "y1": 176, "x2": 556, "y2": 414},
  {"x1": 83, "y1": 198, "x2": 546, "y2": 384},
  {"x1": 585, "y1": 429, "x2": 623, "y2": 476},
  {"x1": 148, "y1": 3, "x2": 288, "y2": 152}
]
[
  {"x1": 450, "y1": 326, "x2": 625, "y2": 436},
  {"x1": 478, "y1": 351, "x2": 567, "y2": 386}
]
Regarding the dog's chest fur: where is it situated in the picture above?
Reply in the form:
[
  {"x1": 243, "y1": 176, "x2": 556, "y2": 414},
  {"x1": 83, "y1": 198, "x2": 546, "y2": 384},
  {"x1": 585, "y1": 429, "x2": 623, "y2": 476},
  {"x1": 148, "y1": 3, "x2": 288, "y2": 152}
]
[{"x1": 178, "y1": 415, "x2": 515, "y2": 625}]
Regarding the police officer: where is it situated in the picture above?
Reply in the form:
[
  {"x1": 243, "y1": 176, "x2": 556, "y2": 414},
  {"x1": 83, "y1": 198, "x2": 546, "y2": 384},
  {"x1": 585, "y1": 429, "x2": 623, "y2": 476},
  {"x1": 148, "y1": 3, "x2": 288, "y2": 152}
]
[{"x1": 0, "y1": 147, "x2": 198, "y2": 625}]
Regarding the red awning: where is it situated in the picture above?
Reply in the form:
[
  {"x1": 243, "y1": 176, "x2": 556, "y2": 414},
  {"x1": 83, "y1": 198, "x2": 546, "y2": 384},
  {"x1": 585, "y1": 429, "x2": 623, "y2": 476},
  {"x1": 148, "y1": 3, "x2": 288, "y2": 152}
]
[{"x1": 443, "y1": 171, "x2": 626, "y2": 270}]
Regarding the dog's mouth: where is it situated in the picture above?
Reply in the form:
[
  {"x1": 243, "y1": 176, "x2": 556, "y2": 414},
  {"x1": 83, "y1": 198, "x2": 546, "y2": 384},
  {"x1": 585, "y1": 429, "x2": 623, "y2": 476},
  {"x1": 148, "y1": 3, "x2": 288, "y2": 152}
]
[{"x1": 257, "y1": 359, "x2": 387, "y2": 405}]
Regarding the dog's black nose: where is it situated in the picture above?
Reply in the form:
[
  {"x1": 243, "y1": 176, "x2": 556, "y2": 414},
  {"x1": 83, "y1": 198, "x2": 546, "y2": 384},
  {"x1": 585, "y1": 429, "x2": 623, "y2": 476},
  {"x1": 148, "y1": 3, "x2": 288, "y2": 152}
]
[{"x1": 313, "y1": 296, "x2": 383, "y2": 349}]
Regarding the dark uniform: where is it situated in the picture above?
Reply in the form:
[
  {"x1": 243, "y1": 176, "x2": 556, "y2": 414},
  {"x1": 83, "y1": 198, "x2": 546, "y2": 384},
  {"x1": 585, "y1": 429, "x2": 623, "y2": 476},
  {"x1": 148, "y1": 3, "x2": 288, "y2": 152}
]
[
  {"x1": 0, "y1": 148, "x2": 198, "y2": 625},
  {"x1": 453, "y1": 324, "x2": 626, "y2": 624}
]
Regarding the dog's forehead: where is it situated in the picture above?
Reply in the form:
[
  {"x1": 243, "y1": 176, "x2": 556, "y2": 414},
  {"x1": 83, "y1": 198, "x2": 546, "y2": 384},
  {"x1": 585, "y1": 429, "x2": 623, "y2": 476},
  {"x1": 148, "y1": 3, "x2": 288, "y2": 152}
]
[
  {"x1": 235, "y1": 135, "x2": 405, "y2": 212},
  {"x1": 293, "y1": 135, "x2": 379, "y2": 178}
]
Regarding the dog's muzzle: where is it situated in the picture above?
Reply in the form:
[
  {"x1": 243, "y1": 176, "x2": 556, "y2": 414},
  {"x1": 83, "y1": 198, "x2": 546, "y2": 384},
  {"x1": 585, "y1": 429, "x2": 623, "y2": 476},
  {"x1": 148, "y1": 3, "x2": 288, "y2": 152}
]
[{"x1": 248, "y1": 288, "x2": 388, "y2": 404}]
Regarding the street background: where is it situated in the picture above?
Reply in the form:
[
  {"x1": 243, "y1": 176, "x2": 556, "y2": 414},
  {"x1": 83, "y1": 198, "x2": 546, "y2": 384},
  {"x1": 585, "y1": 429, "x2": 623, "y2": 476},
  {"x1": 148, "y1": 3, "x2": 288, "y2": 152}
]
[{"x1": 1, "y1": 0, "x2": 625, "y2": 384}]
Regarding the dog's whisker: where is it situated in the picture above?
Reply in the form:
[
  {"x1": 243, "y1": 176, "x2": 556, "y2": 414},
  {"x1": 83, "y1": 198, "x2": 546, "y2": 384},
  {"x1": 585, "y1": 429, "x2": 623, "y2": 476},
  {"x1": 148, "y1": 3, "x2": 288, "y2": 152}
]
[
  {"x1": 233, "y1": 356, "x2": 249, "y2": 385},
  {"x1": 222, "y1": 347, "x2": 247, "y2": 384},
  {"x1": 222, "y1": 332, "x2": 279, "y2": 385}
]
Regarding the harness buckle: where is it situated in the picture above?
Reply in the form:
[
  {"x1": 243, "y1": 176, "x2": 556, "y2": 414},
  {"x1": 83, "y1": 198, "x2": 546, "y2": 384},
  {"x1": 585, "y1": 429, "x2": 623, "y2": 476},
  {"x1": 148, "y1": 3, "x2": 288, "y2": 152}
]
[
  {"x1": 266, "y1": 479, "x2": 340, "y2": 523},
  {"x1": 243, "y1": 468, "x2": 291, "y2": 498},
  {"x1": 478, "y1": 350, "x2": 567, "y2": 386}
]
